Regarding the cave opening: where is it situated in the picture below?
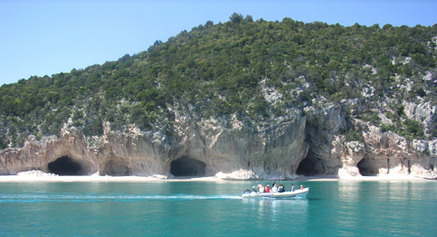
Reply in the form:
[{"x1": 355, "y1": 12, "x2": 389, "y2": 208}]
[
  {"x1": 296, "y1": 157, "x2": 325, "y2": 176},
  {"x1": 170, "y1": 156, "x2": 206, "y2": 177},
  {"x1": 101, "y1": 159, "x2": 131, "y2": 176},
  {"x1": 48, "y1": 156, "x2": 89, "y2": 175},
  {"x1": 357, "y1": 158, "x2": 379, "y2": 176}
]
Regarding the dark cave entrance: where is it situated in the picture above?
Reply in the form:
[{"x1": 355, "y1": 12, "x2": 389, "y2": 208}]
[
  {"x1": 357, "y1": 158, "x2": 380, "y2": 176},
  {"x1": 296, "y1": 157, "x2": 325, "y2": 176},
  {"x1": 170, "y1": 156, "x2": 206, "y2": 177},
  {"x1": 48, "y1": 156, "x2": 89, "y2": 175},
  {"x1": 101, "y1": 159, "x2": 131, "y2": 176}
]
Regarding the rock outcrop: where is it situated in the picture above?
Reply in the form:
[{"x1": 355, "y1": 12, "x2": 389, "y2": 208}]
[
  {"x1": 1, "y1": 104, "x2": 435, "y2": 179},
  {"x1": 1, "y1": 19, "x2": 436, "y2": 180}
]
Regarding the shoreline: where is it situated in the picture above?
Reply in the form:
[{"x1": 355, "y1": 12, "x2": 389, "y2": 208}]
[{"x1": 0, "y1": 173, "x2": 432, "y2": 183}]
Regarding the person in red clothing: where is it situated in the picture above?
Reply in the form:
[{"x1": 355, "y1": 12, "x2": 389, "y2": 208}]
[{"x1": 265, "y1": 185, "x2": 271, "y2": 193}]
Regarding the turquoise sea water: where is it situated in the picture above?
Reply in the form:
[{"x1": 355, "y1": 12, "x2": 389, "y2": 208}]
[{"x1": 0, "y1": 181, "x2": 436, "y2": 237}]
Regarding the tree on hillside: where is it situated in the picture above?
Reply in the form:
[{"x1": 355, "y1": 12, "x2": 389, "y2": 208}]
[{"x1": 230, "y1": 13, "x2": 243, "y2": 23}]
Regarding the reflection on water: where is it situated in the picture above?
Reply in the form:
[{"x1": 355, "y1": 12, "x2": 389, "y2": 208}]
[
  {"x1": 336, "y1": 182, "x2": 363, "y2": 235},
  {"x1": 332, "y1": 181, "x2": 437, "y2": 236},
  {"x1": 242, "y1": 198, "x2": 309, "y2": 231},
  {"x1": 242, "y1": 197, "x2": 308, "y2": 209}
]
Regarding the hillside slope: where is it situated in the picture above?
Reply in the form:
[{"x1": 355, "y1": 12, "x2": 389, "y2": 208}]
[{"x1": 1, "y1": 15, "x2": 436, "y2": 178}]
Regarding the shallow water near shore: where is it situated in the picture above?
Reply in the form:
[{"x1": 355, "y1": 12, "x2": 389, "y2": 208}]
[{"x1": 0, "y1": 181, "x2": 435, "y2": 236}]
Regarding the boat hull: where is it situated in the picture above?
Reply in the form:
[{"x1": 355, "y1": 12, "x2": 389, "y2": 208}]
[{"x1": 242, "y1": 188, "x2": 309, "y2": 198}]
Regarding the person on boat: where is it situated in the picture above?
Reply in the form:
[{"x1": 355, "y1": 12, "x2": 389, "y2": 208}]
[
  {"x1": 271, "y1": 183, "x2": 278, "y2": 193},
  {"x1": 300, "y1": 185, "x2": 304, "y2": 190},
  {"x1": 252, "y1": 186, "x2": 257, "y2": 193},
  {"x1": 256, "y1": 184, "x2": 264, "y2": 193},
  {"x1": 291, "y1": 184, "x2": 295, "y2": 192},
  {"x1": 278, "y1": 184, "x2": 285, "y2": 192},
  {"x1": 265, "y1": 185, "x2": 271, "y2": 193}
]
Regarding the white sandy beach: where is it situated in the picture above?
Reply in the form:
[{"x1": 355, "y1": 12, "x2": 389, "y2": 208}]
[{"x1": 0, "y1": 170, "x2": 431, "y2": 183}]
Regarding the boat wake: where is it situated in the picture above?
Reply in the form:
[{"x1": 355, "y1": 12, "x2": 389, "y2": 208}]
[{"x1": 0, "y1": 193, "x2": 242, "y2": 203}]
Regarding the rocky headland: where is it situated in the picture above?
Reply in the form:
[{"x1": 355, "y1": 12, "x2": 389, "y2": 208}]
[{"x1": 1, "y1": 17, "x2": 436, "y2": 180}]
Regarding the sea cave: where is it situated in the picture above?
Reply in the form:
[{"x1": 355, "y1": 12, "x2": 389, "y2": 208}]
[
  {"x1": 357, "y1": 158, "x2": 381, "y2": 176},
  {"x1": 101, "y1": 159, "x2": 131, "y2": 176},
  {"x1": 296, "y1": 156, "x2": 326, "y2": 176},
  {"x1": 47, "y1": 156, "x2": 90, "y2": 175},
  {"x1": 170, "y1": 156, "x2": 206, "y2": 177}
]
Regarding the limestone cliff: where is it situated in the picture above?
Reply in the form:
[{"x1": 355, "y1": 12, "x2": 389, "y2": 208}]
[{"x1": 1, "y1": 104, "x2": 435, "y2": 179}]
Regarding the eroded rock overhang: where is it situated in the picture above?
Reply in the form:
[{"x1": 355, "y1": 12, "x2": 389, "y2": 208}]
[{"x1": 0, "y1": 105, "x2": 435, "y2": 179}]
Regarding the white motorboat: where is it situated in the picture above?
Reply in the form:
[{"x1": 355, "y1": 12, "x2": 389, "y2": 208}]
[{"x1": 242, "y1": 187, "x2": 309, "y2": 198}]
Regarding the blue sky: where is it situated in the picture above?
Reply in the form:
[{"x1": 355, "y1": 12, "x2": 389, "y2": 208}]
[{"x1": 1, "y1": 0, "x2": 436, "y2": 85}]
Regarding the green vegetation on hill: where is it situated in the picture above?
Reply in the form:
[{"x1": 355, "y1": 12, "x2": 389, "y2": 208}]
[{"x1": 1, "y1": 14, "x2": 436, "y2": 148}]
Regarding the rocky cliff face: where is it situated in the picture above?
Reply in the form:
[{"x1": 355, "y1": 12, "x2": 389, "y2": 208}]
[
  {"x1": 1, "y1": 104, "x2": 435, "y2": 179},
  {"x1": 1, "y1": 19, "x2": 436, "y2": 180}
]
